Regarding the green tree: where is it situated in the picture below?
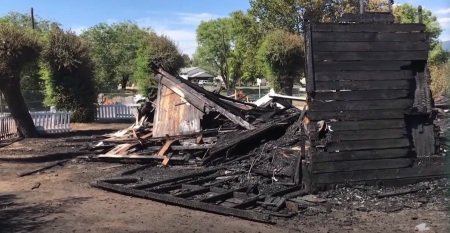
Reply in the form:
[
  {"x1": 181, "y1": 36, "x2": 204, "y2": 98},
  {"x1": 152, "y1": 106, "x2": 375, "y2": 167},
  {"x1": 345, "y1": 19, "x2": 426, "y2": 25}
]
[
  {"x1": 195, "y1": 12, "x2": 263, "y2": 92},
  {"x1": 182, "y1": 54, "x2": 192, "y2": 67},
  {"x1": 0, "y1": 12, "x2": 59, "y2": 92},
  {"x1": 81, "y1": 21, "x2": 149, "y2": 90},
  {"x1": 41, "y1": 26, "x2": 97, "y2": 122},
  {"x1": 0, "y1": 11, "x2": 58, "y2": 32},
  {"x1": 0, "y1": 24, "x2": 41, "y2": 137},
  {"x1": 134, "y1": 33, "x2": 184, "y2": 94},
  {"x1": 393, "y1": 4, "x2": 449, "y2": 65},
  {"x1": 195, "y1": 18, "x2": 233, "y2": 92},
  {"x1": 257, "y1": 29, "x2": 304, "y2": 95}
]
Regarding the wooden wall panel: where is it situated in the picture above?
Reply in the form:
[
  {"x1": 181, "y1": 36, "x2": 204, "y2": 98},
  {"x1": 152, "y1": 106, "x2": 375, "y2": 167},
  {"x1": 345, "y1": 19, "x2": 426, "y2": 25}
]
[{"x1": 153, "y1": 84, "x2": 202, "y2": 137}]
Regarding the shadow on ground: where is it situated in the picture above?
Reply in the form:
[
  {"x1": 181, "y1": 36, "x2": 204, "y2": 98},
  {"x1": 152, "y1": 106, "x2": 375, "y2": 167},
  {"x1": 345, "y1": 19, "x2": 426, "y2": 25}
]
[
  {"x1": 0, "y1": 194, "x2": 90, "y2": 233},
  {"x1": 0, "y1": 152, "x2": 90, "y2": 163}
]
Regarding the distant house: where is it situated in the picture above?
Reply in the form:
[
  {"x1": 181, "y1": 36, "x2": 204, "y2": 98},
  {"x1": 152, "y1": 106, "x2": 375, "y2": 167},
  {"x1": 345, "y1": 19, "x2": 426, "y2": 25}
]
[{"x1": 179, "y1": 67, "x2": 215, "y2": 84}]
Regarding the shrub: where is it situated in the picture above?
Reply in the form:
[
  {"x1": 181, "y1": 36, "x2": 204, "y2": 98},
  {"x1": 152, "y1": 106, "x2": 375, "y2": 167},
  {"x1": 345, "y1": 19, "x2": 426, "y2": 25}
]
[{"x1": 41, "y1": 26, "x2": 97, "y2": 122}]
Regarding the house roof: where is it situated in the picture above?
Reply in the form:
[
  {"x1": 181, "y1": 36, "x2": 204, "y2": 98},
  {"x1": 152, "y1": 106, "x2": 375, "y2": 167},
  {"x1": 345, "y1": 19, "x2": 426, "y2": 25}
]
[{"x1": 180, "y1": 67, "x2": 214, "y2": 78}]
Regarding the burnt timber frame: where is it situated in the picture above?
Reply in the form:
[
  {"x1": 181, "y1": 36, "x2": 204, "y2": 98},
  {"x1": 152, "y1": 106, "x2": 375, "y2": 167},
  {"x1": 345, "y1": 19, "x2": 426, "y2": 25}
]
[
  {"x1": 303, "y1": 14, "x2": 446, "y2": 188},
  {"x1": 150, "y1": 63, "x2": 256, "y2": 130},
  {"x1": 91, "y1": 167, "x2": 304, "y2": 223}
]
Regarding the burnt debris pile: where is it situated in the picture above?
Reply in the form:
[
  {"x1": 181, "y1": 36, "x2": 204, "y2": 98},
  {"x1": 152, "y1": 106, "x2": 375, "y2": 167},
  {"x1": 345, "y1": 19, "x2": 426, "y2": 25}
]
[{"x1": 83, "y1": 13, "x2": 450, "y2": 223}]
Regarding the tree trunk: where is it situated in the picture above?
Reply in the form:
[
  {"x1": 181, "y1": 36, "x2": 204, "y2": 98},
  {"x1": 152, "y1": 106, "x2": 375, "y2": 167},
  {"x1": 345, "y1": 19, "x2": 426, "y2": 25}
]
[
  {"x1": 0, "y1": 77, "x2": 39, "y2": 137},
  {"x1": 282, "y1": 76, "x2": 294, "y2": 96},
  {"x1": 121, "y1": 75, "x2": 129, "y2": 90}
]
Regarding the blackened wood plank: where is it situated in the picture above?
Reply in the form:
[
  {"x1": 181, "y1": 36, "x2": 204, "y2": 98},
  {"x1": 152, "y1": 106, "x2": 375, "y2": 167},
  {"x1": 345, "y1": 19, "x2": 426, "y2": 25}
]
[
  {"x1": 328, "y1": 129, "x2": 407, "y2": 141},
  {"x1": 312, "y1": 90, "x2": 410, "y2": 101},
  {"x1": 327, "y1": 120, "x2": 406, "y2": 131},
  {"x1": 309, "y1": 99, "x2": 413, "y2": 112},
  {"x1": 307, "y1": 110, "x2": 407, "y2": 121},
  {"x1": 315, "y1": 71, "x2": 413, "y2": 81},
  {"x1": 326, "y1": 139, "x2": 410, "y2": 151},
  {"x1": 312, "y1": 149, "x2": 410, "y2": 162},
  {"x1": 313, "y1": 158, "x2": 413, "y2": 174},
  {"x1": 314, "y1": 61, "x2": 411, "y2": 71},
  {"x1": 312, "y1": 23, "x2": 425, "y2": 33},
  {"x1": 313, "y1": 41, "x2": 428, "y2": 52},
  {"x1": 339, "y1": 13, "x2": 394, "y2": 23},
  {"x1": 314, "y1": 51, "x2": 428, "y2": 61},
  {"x1": 315, "y1": 80, "x2": 412, "y2": 91},
  {"x1": 313, "y1": 166, "x2": 450, "y2": 185},
  {"x1": 305, "y1": 22, "x2": 315, "y2": 92},
  {"x1": 312, "y1": 32, "x2": 427, "y2": 42}
]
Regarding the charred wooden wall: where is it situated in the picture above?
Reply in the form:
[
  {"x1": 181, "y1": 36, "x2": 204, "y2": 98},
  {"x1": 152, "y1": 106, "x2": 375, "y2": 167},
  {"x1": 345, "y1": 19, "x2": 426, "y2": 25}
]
[
  {"x1": 304, "y1": 20, "x2": 445, "y2": 187},
  {"x1": 153, "y1": 83, "x2": 203, "y2": 137}
]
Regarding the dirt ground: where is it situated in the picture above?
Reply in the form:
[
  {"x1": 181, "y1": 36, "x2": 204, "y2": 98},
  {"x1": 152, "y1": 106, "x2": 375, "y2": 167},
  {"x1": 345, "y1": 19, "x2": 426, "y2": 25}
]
[{"x1": 0, "y1": 123, "x2": 448, "y2": 233}]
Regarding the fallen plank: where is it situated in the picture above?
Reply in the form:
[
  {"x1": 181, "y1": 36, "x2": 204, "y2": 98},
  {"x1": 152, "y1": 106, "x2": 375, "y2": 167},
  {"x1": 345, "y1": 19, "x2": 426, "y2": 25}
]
[
  {"x1": 157, "y1": 139, "x2": 177, "y2": 156},
  {"x1": 91, "y1": 181, "x2": 272, "y2": 223},
  {"x1": 312, "y1": 158, "x2": 413, "y2": 174},
  {"x1": 97, "y1": 154, "x2": 186, "y2": 161},
  {"x1": 376, "y1": 186, "x2": 425, "y2": 198},
  {"x1": 131, "y1": 168, "x2": 222, "y2": 190},
  {"x1": 17, "y1": 159, "x2": 69, "y2": 177},
  {"x1": 312, "y1": 149, "x2": 411, "y2": 162}
]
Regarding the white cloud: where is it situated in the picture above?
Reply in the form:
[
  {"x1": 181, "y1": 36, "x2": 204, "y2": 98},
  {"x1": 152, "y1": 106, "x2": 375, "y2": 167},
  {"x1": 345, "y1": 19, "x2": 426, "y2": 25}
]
[
  {"x1": 136, "y1": 12, "x2": 221, "y2": 56},
  {"x1": 106, "y1": 18, "x2": 117, "y2": 24},
  {"x1": 176, "y1": 12, "x2": 220, "y2": 25},
  {"x1": 155, "y1": 27, "x2": 197, "y2": 55},
  {"x1": 71, "y1": 26, "x2": 87, "y2": 35},
  {"x1": 438, "y1": 17, "x2": 450, "y2": 24},
  {"x1": 436, "y1": 8, "x2": 450, "y2": 15}
]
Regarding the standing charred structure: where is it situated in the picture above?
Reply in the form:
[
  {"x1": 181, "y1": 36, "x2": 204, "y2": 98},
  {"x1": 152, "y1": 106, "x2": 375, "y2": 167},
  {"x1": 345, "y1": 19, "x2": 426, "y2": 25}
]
[{"x1": 302, "y1": 12, "x2": 445, "y2": 189}]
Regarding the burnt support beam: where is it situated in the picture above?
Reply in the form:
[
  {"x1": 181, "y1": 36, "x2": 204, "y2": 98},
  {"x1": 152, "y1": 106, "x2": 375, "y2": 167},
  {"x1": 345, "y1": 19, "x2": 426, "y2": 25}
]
[{"x1": 91, "y1": 181, "x2": 272, "y2": 223}]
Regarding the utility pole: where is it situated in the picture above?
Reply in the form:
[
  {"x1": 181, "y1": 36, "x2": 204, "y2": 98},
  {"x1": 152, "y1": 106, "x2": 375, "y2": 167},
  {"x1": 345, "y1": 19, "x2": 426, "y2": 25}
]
[
  {"x1": 359, "y1": 0, "x2": 364, "y2": 14},
  {"x1": 31, "y1": 7, "x2": 35, "y2": 30}
]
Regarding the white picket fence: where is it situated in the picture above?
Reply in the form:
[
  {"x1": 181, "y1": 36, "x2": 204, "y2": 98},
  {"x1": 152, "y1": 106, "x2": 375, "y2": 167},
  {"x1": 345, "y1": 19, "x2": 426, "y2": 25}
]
[
  {"x1": 96, "y1": 104, "x2": 140, "y2": 120},
  {"x1": 0, "y1": 111, "x2": 71, "y2": 140},
  {"x1": 31, "y1": 111, "x2": 71, "y2": 133},
  {"x1": 0, "y1": 104, "x2": 139, "y2": 140},
  {"x1": 0, "y1": 115, "x2": 17, "y2": 139}
]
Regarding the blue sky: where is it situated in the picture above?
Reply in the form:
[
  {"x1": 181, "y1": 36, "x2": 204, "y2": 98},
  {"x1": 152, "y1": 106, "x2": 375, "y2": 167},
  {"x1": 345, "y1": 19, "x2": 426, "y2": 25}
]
[{"x1": 0, "y1": 0, "x2": 448, "y2": 56}]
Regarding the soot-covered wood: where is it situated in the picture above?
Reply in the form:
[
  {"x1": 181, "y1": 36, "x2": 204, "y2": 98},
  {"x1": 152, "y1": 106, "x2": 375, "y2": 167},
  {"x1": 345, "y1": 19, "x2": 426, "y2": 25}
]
[
  {"x1": 308, "y1": 99, "x2": 413, "y2": 111},
  {"x1": 312, "y1": 149, "x2": 411, "y2": 162},
  {"x1": 315, "y1": 71, "x2": 413, "y2": 81},
  {"x1": 307, "y1": 110, "x2": 407, "y2": 121},
  {"x1": 312, "y1": 32, "x2": 427, "y2": 42},
  {"x1": 314, "y1": 61, "x2": 412, "y2": 71},
  {"x1": 311, "y1": 90, "x2": 410, "y2": 101},
  {"x1": 312, "y1": 158, "x2": 413, "y2": 174},
  {"x1": 313, "y1": 41, "x2": 428, "y2": 52},
  {"x1": 314, "y1": 51, "x2": 428, "y2": 61},
  {"x1": 312, "y1": 23, "x2": 425, "y2": 33}
]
